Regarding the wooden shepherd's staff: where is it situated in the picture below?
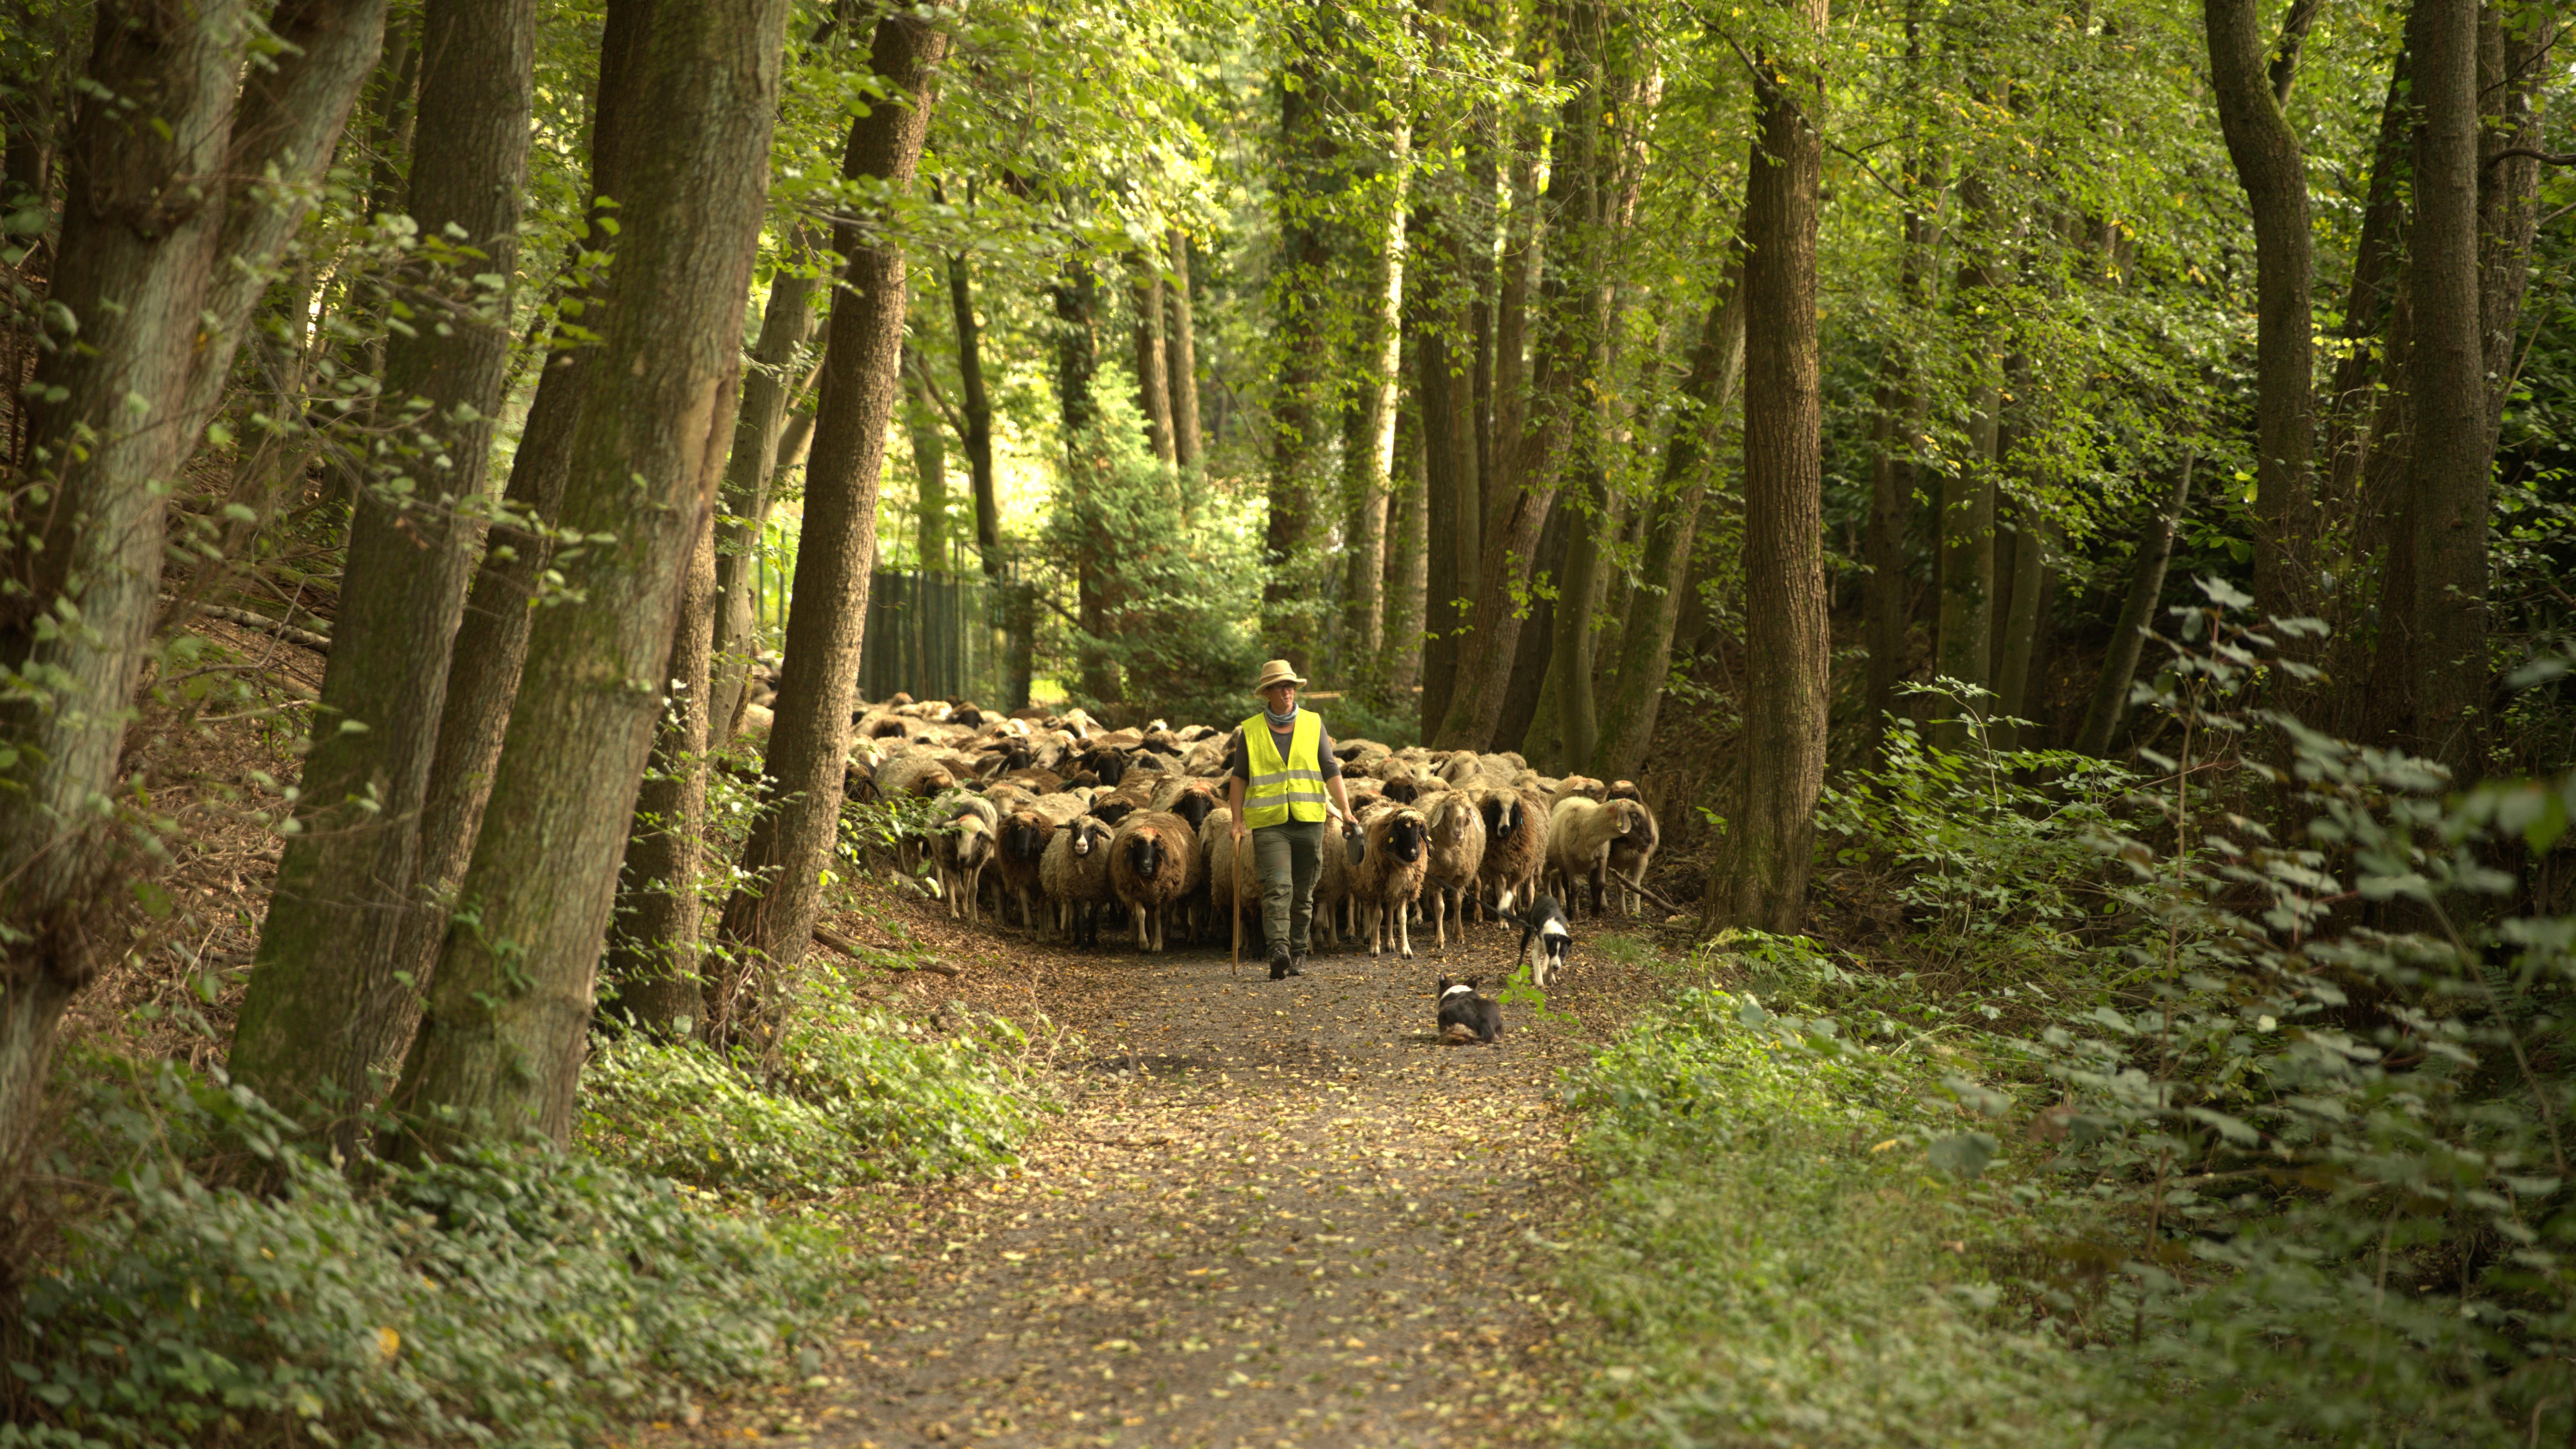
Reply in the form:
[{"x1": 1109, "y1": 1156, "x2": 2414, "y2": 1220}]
[{"x1": 1231, "y1": 823, "x2": 1247, "y2": 977}]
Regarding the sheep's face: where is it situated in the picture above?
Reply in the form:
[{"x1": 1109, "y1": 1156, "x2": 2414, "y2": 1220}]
[
  {"x1": 1385, "y1": 815, "x2": 1424, "y2": 864},
  {"x1": 1126, "y1": 830, "x2": 1163, "y2": 878},
  {"x1": 1614, "y1": 800, "x2": 1649, "y2": 836},
  {"x1": 1004, "y1": 817, "x2": 1047, "y2": 862},
  {"x1": 1092, "y1": 799, "x2": 1136, "y2": 826},
  {"x1": 1480, "y1": 795, "x2": 1510, "y2": 839},
  {"x1": 1091, "y1": 750, "x2": 1130, "y2": 785},
  {"x1": 1171, "y1": 788, "x2": 1215, "y2": 831},
  {"x1": 1384, "y1": 777, "x2": 1421, "y2": 804}
]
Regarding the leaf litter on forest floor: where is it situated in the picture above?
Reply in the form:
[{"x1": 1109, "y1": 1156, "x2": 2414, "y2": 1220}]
[{"x1": 625, "y1": 900, "x2": 1676, "y2": 1449}]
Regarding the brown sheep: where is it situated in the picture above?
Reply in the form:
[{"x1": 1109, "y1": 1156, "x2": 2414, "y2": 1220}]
[
  {"x1": 932, "y1": 792, "x2": 999, "y2": 923},
  {"x1": 991, "y1": 807, "x2": 1058, "y2": 930},
  {"x1": 1310, "y1": 817, "x2": 1363, "y2": 949},
  {"x1": 1419, "y1": 789, "x2": 1488, "y2": 949},
  {"x1": 873, "y1": 750, "x2": 955, "y2": 801},
  {"x1": 1109, "y1": 810, "x2": 1198, "y2": 953},
  {"x1": 1353, "y1": 804, "x2": 1430, "y2": 958},
  {"x1": 1039, "y1": 815, "x2": 1117, "y2": 945},
  {"x1": 1546, "y1": 775, "x2": 1609, "y2": 810},
  {"x1": 1548, "y1": 795, "x2": 1650, "y2": 918},
  {"x1": 1603, "y1": 794, "x2": 1662, "y2": 917},
  {"x1": 1154, "y1": 777, "x2": 1222, "y2": 835},
  {"x1": 1475, "y1": 787, "x2": 1548, "y2": 919}
]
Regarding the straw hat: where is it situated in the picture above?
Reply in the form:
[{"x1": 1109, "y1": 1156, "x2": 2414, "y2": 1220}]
[{"x1": 1251, "y1": 659, "x2": 1307, "y2": 695}]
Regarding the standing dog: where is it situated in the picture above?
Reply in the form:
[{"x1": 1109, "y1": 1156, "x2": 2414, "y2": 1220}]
[{"x1": 1516, "y1": 894, "x2": 1573, "y2": 989}]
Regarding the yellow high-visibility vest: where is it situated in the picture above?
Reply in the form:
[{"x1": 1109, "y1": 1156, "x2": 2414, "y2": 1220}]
[{"x1": 1240, "y1": 710, "x2": 1328, "y2": 827}]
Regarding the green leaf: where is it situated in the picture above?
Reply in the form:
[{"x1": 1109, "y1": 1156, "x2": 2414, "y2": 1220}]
[{"x1": 1928, "y1": 1132, "x2": 1998, "y2": 1178}]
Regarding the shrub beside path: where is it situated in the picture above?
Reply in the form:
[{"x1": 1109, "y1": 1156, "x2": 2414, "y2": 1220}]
[{"x1": 653, "y1": 920, "x2": 1643, "y2": 1449}]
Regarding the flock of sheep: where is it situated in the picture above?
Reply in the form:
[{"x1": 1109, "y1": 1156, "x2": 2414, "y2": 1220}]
[{"x1": 825, "y1": 694, "x2": 1663, "y2": 961}]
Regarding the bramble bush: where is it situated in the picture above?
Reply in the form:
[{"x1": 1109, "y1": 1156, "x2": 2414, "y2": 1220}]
[{"x1": 4, "y1": 1051, "x2": 837, "y2": 1449}]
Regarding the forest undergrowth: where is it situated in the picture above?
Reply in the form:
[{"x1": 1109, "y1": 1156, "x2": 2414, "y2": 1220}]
[{"x1": 1552, "y1": 585, "x2": 2576, "y2": 1447}]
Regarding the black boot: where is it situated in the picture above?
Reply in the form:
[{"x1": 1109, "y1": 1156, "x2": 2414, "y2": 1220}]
[{"x1": 1269, "y1": 944, "x2": 1295, "y2": 980}]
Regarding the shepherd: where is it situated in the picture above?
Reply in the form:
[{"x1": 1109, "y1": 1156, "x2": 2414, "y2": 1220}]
[{"x1": 1227, "y1": 659, "x2": 1359, "y2": 981}]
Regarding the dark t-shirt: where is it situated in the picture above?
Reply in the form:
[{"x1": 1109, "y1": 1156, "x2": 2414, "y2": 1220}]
[{"x1": 1225, "y1": 712, "x2": 1342, "y2": 783}]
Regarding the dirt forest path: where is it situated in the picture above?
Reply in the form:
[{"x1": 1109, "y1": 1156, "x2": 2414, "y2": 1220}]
[{"x1": 661, "y1": 908, "x2": 1666, "y2": 1449}]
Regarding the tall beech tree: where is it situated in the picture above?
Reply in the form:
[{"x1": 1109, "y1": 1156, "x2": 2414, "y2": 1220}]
[
  {"x1": 233, "y1": 0, "x2": 539, "y2": 1142},
  {"x1": 710, "y1": 243, "x2": 825, "y2": 742},
  {"x1": 2202, "y1": 0, "x2": 2316, "y2": 622},
  {"x1": 385, "y1": 0, "x2": 791, "y2": 1156},
  {"x1": 2404, "y1": 0, "x2": 2484, "y2": 771},
  {"x1": 1704, "y1": 0, "x2": 1828, "y2": 935},
  {"x1": 707, "y1": 6, "x2": 949, "y2": 1050},
  {"x1": 1167, "y1": 231, "x2": 1204, "y2": 468},
  {"x1": 0, "y1": 0, "x2": 387, "y2": 1166}
]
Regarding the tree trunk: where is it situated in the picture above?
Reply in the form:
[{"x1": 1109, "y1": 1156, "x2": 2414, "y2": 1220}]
[
  {"x1": 1264, "y1": 46, "x2": 1333, "y2": 666},
  {"x1": 1341, "y1": 135, "x2": 1410, "y2": 696},
  {"x1": 600, "y1": 514, "x2": 717, "y2": 1035},
  {"x1": 903, "y1": 340, "x2": 948, "y2": 568},
  {"x1": 1935, "y1": 188, "x2": 2001, "y2": 744},
  {"x1": 0, "y1": 0, "x2": 385, "y2": 1167},
  {"x1": 1702, "y1": 0, "x2": 1828, "y2": 936},
  {"x1": 703, "y1": 9, "x2": 945, "y2": 1055},
  {"x1": 2476, "y1": 9, "x2": 2548, "y2": 450},
  {"x1": 1596, "y1": 261, "x2": 1747, "y2": 781},
  {"x1": 2320, "y1": 40, "x2": 2415, "y2": 537},
  {"x1": 2204, "y1": 0, "x2": 2317, "y2": 622},
  {"x1": 1991, "y1": 506, "x2": 2051, "y2": 747},
  {"x1": 1133, "y1": 262, "x2": 1174, "y2": 464},
  {"x1": 1548, "y1": 471, "x2": 1604, "y2": 773},
  {"x1": 233, "y1": 0, "x2": 537, "y2": 1143},
  {"x1": 1409, "y1": 197, "x2": 1476, "y2": 738},
  {"x1": 710, "y1": 240, "x2": 825, "y2": 743},
  {"x1": 2075, "y1": 455, "x2": 2192, "y2": 757},
  {"x1": 2405, "y1": 0, "x2": 2485, "y2": 773},
  {"x1": 947, "y1": 248, "x2": 1002, "y2": 576},
  {"x1": 1497, "y1": 501, "x2": 1570, "y2": 758},
  {"x1": 1385, "y1": 402, "x2": 1429, "y2": 701},
  {"x1": 382, "y1": 0, "x2": 648, "y2": 1068},
  {"x1": 1167, "y1": 230, "x2": 1203, "y2": 469},
  {"x1": 384, "y1": 0, "x2": 790, "y2": 1157},
  {"x1": 1863, "y1": 389, "x2": 1909, "y2": 749},
  {"x1": 1434, "y1": 0, "x2": 1613, "y2": 751}
]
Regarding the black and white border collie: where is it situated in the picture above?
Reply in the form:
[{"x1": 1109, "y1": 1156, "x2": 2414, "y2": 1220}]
[
  {"x1": 1519, "y1": 894, "x2": 1572, "y2": 989},
  {"x1": 1437, "y1": 976, "x2": 1503, "y2": 1044}
]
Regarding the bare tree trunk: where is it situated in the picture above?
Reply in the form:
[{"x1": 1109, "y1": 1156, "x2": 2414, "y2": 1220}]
[
  {"x1": 2476, "y1": 8, "x2": 2548, "y2": 453},
  {"x1": 384, "y1": 0, "x2": 790, "y2": 1157},
  {"x1": 2076, "y1": 455, "x2": 2192, "y2": 756},
  {"x1": 1133, "y1": 262, "x2": 1174, "y2": 464},
  {"x1": 703, "y1": 9, "x2": 946, "y2": 1055},
  {"x1": 600, "y1": 514, "x2": 717, "y2": 1034},
  {"x1": 947, "y1": 248, "x2": 1002, "y2": 576},
  {"x1": 710, "y1": 239, "x2": 824, "y2": 743},
  {"x1": 1264, "y1": 43, "x2": 1333, "y2": 665},
  {"x1": 1596, "y1": 262, "x2": 1747, "y2": 780},
  {"x1": 1052, "y1": 259, "x2": 1120, "y2": 703},
  {"x1": 1166, "y1": 231, "x2": 1203, "y2": 469},
  {"x1": 1, "y1": 0, "x2": 385, "y2": 1166},
  {"x1": 1548, "y1": 472, "x2": 1604, "y2": 773},
  {"x1": 1410, "y1": 196, "x2": 1475, "y2": 737},
  {"x1": 2205, "y1": 0, "x2": 2317, "y2": 622},
  {"x1": 384, "y1": 2, "x2": 647, "y2": 1065},
  {"x1": 1435, "y1": 0, "x2": 1614, "y2": 751},
  {"x1": 1702, "y1": 0, "x2": 1828, "y2": 936},
  {"x1": 1385, "y1": 402, "x2": 1429, "y2": 701},
  {"x1": 2406, "y1": 0, "x2": 2485, "y2": 773},
  {"x1": 233, "y1": 0, "x2": 537, "y2": 1143},
  {"x1": 1935, "y1": 185, "x2": 2001, "y2": 744},
  {"x1": 903, "y1": 340, "x2": 948, "y2": 568},
  {"x1": 1341, "y1": 135, "x2": 1410, "y2": 696},
  {"x1": 1991, "y1": 506, "x2": 2051, "y2": 746}
]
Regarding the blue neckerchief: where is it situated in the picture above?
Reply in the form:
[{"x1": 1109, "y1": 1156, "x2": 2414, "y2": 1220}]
[{"x1": 1263, "y1": 706, "x2": 1298, "y2": 730}]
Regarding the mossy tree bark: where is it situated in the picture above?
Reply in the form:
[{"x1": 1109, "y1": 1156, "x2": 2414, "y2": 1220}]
[
  {"x1": 384, "y1": 0, "x2": 790, "y2": 1157},
  {"x1": 1409, "y1": 193, "x2": 1478, "y2": 739},
  {"x1": 1132, "y1": 262, "x2": 1174, "y2": 465},
  {"x1": 0, "y1": 0, "x2": 386, "y2": 1167},
  {"x1": 233, "y1": 0, "x2": 538, "y2": 1146},
  {"x1": 1702, "y1": 0, "x2": 1828, "y2": 936},
  {"x1": 1384, "y1": 403, "x2": 1429, "y2": 699},
  {"x1": 705, "y1": 7, "x2": 948, "y2": 1053},
  {"x1": 1340, "y1": 134, "x2": 1409, "y2": 699}
]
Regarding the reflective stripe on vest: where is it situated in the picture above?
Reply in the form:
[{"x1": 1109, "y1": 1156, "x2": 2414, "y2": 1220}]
[{"x1": 1241, "y1": 710, "x2": 1328, "y2": 827}]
